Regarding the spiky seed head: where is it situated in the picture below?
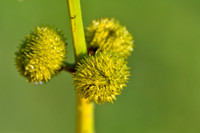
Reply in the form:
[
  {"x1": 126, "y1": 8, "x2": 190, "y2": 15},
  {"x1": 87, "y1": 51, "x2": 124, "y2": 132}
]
[
  {"x1": 73, "y1": 51, "x2": 130, "y2": 104},
  {"x1": 15, "y1": 25, "x2": 67, "y2": 84},
  {"x1": 85, "y1": 18, "x2": 134, "y2": 58}
]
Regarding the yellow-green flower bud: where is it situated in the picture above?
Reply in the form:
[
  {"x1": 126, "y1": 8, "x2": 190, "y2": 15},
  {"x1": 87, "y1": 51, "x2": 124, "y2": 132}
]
[
  {"x1": 73, "y1": 51, "x2": 130, "y2": 104},
  {"x1": 15, "y1": 26, "x2": 67, "y2": 84},
  {"x1": 85, "y1": 18, "x2": 134, "y2": 58}
]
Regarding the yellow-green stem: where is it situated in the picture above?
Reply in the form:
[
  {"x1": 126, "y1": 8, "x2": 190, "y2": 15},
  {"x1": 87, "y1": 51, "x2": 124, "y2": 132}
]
[
  {"x1": 66, "y1": 0, "x2": 94, "y2": 133},
  {"x1": 67, "y1": 0, "x2": 87, "y2": 62}
]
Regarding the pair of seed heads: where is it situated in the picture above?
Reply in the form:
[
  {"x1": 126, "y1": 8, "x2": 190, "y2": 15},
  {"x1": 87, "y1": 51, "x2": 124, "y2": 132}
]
[{"x1": 15, "y1": 18, "x2": 134, "y2": 104}]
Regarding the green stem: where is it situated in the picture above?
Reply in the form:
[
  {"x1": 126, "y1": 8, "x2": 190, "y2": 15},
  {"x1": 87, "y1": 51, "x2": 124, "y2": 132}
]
[
  {"x1": 66, "y1": 0, "x2": 94, "y2": 133},
  {"x1": 63, "y1": 62, "x2": 76, "y2": 73},
  {"x1": 67, "y1": 0, "x2": 87, "y2": 62}
]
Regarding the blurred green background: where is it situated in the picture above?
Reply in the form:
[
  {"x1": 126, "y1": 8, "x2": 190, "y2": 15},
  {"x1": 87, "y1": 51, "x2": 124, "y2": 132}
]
[{"x1": 1, "y1": 0, "x2": 200, "y2": 133}]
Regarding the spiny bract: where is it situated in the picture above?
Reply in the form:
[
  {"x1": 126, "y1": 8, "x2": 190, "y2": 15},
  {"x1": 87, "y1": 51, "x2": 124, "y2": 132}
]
[
  {"x1": 85, "y1": 18, "x2": 134, "y2": 58},
  {"x1": 15, "y1": 25, "x2": 67, "y2": 84},
  {"x1": 73, "y1": 52, "x2": 130, "y2": 104}
]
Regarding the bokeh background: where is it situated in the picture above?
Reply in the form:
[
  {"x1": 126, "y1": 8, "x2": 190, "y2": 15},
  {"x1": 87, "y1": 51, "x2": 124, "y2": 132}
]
[{"x1": 1, "y1": 0, "x2": 200, "y2": 133}]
